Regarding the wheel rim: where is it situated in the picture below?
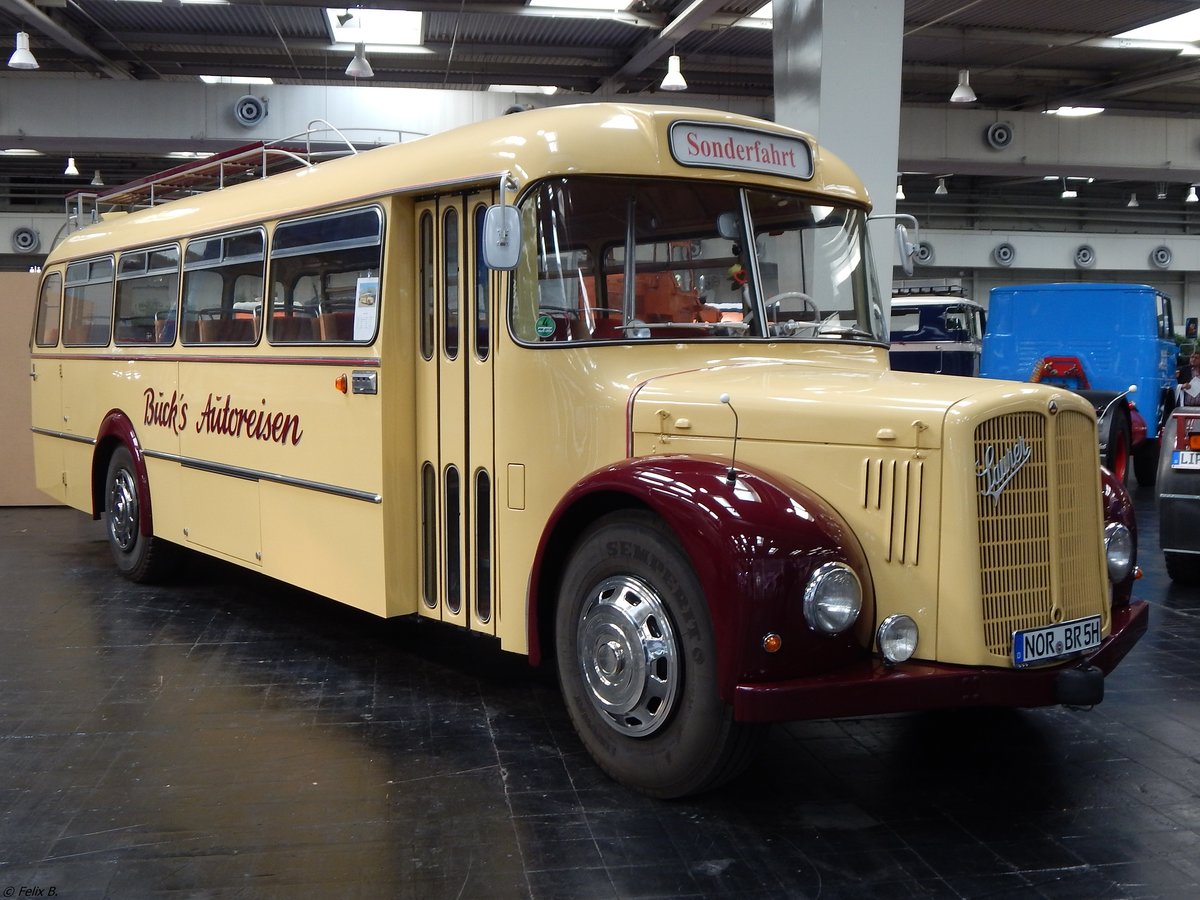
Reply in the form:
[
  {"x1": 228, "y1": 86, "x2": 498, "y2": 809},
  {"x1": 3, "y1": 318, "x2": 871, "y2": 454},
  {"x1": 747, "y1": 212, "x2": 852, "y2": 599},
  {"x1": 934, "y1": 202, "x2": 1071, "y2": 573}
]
[
  {"x1": 576, "y1": 575, "x2": 680, "y2": 737},
  {"x1": 108, "y1": 466, "x2": 139, "y2": 553}
]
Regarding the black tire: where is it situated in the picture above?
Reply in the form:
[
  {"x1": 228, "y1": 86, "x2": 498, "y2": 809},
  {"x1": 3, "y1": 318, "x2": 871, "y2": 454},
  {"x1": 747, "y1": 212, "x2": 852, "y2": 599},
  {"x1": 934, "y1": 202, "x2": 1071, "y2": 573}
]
[
  {"x1": 1133, "y1": 439, "x2": 1159, "y2": 487},
  {"x1": 104, "y1": 445, "x2": 177, "y2": 583},
  {"x1": 1165, "y1": 551, "x2": 1199, "y2": 583},
  {"x1": 554, "y1": 511, "x2": 762, "y2": 798},
  {"x1": 1104, "y1": 413, "x2": 1132, "y2": 487}
]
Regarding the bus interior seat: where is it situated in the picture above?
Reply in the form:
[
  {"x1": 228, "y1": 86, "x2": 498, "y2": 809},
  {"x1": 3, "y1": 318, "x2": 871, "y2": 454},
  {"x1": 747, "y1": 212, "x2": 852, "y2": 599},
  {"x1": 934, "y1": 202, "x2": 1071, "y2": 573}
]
[
  {"x1": 271, "y1": 314, "x2": 318, "y2": 342},
  {"x1": 319, "y1": 311, "x2": 355, "y2": 341}
]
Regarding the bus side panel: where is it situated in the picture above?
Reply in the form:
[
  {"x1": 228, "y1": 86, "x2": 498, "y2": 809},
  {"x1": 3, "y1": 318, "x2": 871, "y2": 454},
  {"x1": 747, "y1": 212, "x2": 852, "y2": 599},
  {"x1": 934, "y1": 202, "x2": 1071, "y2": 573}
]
[
  {"x1": 61, "y1": 358, "x2": 109, "y2": 511},
  {"x1": 30, "y1": 356, "x2": 66, "y2": 503},
  {"x1": 177, "y1": 359, "x2": 387, "y2": 616},
  {"x1": 379, "y1": 198, "x2": 419, "y2": 618},
  {"x1": 260, "y1": 485, "x2": 387, "y2": 616}
]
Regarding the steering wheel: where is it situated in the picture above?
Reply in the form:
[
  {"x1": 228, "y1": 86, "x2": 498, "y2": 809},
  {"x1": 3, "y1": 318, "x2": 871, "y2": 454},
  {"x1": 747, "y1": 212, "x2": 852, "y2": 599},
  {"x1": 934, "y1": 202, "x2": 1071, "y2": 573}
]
[{"x1": 765, "y1": 291, "x2": 818, "y2": 319}]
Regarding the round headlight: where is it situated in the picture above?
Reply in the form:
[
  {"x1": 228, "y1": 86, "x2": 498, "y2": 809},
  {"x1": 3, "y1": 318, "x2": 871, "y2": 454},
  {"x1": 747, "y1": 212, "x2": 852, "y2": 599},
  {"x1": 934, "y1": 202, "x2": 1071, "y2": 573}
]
[
  {"x1": 803, "y1": 562, "x2": 862, "y2": 635},
  {"x1": 1104, "y1": 522, "x2": 1134, "y2": 582},
  {"x1": 877, "y1": 614, "x2": 918, "y2": 664}
]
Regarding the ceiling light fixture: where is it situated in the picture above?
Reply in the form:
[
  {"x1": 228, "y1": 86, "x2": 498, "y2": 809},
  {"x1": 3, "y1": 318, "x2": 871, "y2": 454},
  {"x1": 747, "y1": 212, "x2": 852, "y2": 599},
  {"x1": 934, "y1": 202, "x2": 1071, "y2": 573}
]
[
  {"x1": 1188, "y1": 185, "x2": 1199, "y2": 204},
  {"x1": 8, "y1": 31, "x2": 38, "y2": 70},
  {"x1": 950, "y1": 68, "x2": 976, "y2": 103},
  {"x1": 660, "y1": 54, "x2": 687, "y2": 91},
  {"x1": 91, "y1": 170, "x2": 104, "y2": 187},
  {"x1": 1061, "y1": 178, "x2": 1077, "y2": 199},
  {"x1": 935, "y1": 177, "x2": 948, "y2": 196},
  {"x1": 1043, "y1": 106, "x2": 1105, "y2": 117},
  {"x1": 1157, "y1": 183, "x2": 1168, "y2": 200},
  {"x1": 337, "y1": 11, "x2": 355, "y2": 27},
  {"x1": 64, "y1": 157, "x2": 79, "y2": 176},
  {"x1": 1127, "y1": 193, "x2": 1139, "y2": 208},
  {"x1": 345, "y1": 42, "x2": 374, "y2": 78},
  {"x1": 895, "y1": 178, "x2": 905, "y2": 201}
]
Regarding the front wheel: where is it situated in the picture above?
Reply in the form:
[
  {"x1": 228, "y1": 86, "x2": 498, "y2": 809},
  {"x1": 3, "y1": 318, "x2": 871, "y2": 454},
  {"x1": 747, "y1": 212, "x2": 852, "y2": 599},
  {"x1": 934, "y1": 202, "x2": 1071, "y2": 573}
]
[
  {"x1": 105, "y1": 445, "x2": 177, "y2": 583},
  {"x1": 554, "y1": 511, "x2": 762, "y2": 798}
]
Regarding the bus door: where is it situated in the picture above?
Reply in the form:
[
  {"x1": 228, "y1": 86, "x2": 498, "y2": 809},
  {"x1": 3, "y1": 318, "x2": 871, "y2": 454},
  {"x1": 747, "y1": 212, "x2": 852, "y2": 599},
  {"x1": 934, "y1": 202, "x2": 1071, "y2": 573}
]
[{"x1": 415, "y1": 191, "x2": 497, "y2": 634}]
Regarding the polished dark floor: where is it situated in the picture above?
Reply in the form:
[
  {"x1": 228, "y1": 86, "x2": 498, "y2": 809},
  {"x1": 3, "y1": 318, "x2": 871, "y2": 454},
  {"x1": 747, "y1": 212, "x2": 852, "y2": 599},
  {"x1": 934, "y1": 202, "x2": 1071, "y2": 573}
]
[{"x1": 2, "y1": 488, "x2": 1199, "y2": 899}]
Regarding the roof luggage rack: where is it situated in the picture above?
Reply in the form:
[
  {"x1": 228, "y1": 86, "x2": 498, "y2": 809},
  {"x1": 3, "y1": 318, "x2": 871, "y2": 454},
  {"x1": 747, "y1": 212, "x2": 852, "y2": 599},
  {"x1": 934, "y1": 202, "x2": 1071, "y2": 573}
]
[{"x1": 63, "y1": 120, "x2": 415, "y2": 235}]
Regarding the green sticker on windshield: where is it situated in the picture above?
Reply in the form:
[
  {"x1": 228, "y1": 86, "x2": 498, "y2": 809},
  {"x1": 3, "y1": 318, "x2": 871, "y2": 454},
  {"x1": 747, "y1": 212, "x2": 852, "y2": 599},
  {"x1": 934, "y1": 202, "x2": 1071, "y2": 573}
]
[{"x1": 535, "y1": 314, "x2": 556, "y2": 338}]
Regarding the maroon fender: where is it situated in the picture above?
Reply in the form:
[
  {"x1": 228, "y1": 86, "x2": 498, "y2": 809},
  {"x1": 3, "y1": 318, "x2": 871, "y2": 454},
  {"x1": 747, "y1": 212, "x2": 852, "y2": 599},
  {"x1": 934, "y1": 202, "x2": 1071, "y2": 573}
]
[
  {"x1": 93, "y1": 409, "x2": 154, "y2": 537},
  {"x1": 1100, "y1": 466, "x2": 1137, "y2": 606},
  {"x1": 529, "y1": 455, "x2": 876, "y2": 704},
  {"x1": 1128, "y1": 404, "x2": 1148, "y2": 448}
]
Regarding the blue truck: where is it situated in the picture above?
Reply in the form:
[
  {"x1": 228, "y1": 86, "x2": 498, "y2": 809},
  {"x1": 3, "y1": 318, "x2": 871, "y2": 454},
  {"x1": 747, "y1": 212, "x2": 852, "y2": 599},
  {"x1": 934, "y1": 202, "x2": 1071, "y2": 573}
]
[{"x1": 980, "y1": 282, "x2": 1177, "y2": 486}]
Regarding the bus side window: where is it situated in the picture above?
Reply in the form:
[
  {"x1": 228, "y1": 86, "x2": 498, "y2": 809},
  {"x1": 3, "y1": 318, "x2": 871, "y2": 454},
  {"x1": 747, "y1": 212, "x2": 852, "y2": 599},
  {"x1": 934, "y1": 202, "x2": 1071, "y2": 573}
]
[
  {"x1": 182, "y1": 229, "x2": 264, "y2": 345},
  {"x1": 63, "y1": 257, "x2": 114, "y2": 347},
  {"x1": 269, "y1": 206, "x2": 383, "y2": 344},
  {"x1": 116, "y1": 245, "x2": 180, "y2": 345},
  {"x1": 33, "y1": 272, "x2": 63, "y2": 347}
]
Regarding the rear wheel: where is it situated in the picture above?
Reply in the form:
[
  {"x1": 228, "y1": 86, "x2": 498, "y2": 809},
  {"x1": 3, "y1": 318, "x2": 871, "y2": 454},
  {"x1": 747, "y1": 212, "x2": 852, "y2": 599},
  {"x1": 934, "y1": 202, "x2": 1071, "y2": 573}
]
[
  {"x1": 554, "y1": 511, "x2": 762, "y2": 798},
  {"x1": 105, "y1": 445, "x2": 177, "y2": 583},
  {"x1": 1104, "y1": 413, "x2": 1132, "y2": 486}
]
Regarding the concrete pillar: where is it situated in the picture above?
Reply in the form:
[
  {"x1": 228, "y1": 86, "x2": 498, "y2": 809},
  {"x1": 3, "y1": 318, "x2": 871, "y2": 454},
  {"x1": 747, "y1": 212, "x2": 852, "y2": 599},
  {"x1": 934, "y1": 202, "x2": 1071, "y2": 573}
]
[{"x1": 772, "y1": 0, "x2": 905, "y2": 285}]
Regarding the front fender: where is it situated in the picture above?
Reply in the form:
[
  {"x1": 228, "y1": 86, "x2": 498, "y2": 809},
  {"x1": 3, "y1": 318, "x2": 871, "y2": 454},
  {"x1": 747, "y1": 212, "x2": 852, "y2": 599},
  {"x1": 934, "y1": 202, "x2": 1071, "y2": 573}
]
[
  {"x1": 529, "y1": 455, "x2": 876, "y2": 704},
  {"x1": 93, "y1": 410, "x2": 153, "y2": 536}
]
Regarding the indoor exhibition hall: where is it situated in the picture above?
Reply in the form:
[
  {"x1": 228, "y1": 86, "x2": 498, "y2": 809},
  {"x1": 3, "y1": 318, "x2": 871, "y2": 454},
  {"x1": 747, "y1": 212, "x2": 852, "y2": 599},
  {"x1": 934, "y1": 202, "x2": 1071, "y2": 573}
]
[{"x1": 2, "y1": 2, "x2": 1200, "y2": 898}]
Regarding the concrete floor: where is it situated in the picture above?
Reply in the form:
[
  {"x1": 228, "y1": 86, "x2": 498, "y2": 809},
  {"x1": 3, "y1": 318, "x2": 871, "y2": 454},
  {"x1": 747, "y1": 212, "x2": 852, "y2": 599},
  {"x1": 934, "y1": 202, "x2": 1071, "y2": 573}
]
[{"x1": 1, "y1": 485, "x2": 1197, "y2": 899}]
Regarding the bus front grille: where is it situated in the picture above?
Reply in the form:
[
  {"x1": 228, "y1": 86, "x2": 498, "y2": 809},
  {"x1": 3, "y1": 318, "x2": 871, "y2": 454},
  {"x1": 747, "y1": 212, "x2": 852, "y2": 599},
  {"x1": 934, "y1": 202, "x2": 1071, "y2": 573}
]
[{"x1": 975, "y1": 409, "x2": 1106, "y2": 657}]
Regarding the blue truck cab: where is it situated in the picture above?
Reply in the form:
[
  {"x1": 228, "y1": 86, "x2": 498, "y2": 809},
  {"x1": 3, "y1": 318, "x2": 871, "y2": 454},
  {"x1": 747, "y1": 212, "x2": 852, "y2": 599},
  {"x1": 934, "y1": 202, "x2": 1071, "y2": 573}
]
[
  {"x1": 889, "y1": 289, "x2": 986, "y2": 376},
  {"x1": 980, "y1": 282, "x2": 1177, "y2": 486}
]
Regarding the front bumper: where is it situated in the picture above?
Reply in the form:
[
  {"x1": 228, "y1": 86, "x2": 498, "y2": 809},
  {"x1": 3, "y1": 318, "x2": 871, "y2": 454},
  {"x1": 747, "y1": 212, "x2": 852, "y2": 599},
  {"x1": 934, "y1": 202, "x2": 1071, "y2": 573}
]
[{"x1": 733, "y1": 600, "x2": 1149, "y2": 723}]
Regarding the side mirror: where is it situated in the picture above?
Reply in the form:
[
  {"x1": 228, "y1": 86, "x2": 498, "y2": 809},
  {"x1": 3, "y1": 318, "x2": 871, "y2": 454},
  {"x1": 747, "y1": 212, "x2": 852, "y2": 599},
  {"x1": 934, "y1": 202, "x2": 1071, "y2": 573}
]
[
  {"x1": 716, "y1": 211, "x2": 740, "y2": 241},
  {"x1": 896, "y1": 223, "x2": 917, "y2": 276},
  {"x1": 482, "y1": 204, "x2": 521, "y2": 270}
]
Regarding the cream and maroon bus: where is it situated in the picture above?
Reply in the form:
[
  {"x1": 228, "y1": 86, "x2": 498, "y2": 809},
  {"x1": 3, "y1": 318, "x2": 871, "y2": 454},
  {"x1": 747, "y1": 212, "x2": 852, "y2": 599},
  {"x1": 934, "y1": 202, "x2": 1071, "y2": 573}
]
[{"x1": 29, "y1": 103, "x2": 1147, "y2": 798}]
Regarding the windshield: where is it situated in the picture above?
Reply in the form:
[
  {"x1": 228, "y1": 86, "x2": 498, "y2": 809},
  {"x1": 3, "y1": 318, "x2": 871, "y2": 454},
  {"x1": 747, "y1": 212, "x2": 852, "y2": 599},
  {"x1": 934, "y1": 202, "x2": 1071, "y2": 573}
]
[{"x1": 510, "y1": 176, "x2": 886, "y2": 344}]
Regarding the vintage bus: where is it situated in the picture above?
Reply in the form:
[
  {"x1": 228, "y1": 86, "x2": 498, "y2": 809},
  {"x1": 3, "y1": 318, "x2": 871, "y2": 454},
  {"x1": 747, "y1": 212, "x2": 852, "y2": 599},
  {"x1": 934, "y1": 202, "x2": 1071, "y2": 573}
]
[{"x1": 29, "y1": 103, "x2": 1147, "y2": 798}]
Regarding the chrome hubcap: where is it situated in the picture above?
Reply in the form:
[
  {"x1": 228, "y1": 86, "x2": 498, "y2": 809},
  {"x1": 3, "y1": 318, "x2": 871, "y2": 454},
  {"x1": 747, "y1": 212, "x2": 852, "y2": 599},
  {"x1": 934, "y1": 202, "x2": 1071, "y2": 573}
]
[
  {"x1": 108, "y1": 467, "x2": 138, "y2": 553},
  {"x1": 577, "y1": 575, "x2": 679, "y2": 737}
]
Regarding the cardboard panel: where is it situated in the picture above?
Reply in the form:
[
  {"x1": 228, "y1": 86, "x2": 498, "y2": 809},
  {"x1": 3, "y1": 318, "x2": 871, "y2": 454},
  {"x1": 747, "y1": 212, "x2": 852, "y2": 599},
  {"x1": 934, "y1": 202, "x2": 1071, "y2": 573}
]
[{"x1": 2, "y1": 271, "x2": 59, "y2": 505}]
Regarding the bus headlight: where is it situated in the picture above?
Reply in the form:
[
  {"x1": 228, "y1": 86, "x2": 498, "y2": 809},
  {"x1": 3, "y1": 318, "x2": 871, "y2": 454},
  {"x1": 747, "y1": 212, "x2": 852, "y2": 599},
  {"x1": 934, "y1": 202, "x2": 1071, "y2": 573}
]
[
  {"x1": 802, "y1": 562, "x2": 861, "y2": 634},
  {"x1": 877, "y1": 615, "x2": 918, "y2": 664},
  {"x1": 1104, "y1": 522, "x2": 1134, "y2": 582}
]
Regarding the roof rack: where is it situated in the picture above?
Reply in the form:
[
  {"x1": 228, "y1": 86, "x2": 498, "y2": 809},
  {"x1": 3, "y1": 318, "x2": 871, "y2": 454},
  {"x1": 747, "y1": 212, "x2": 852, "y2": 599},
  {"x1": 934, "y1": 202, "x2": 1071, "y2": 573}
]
[
  {"x1": 892, "y1": 281, "x2": 966, "y2": 297},
  {"x1": 63, "y1": 120, "x2": 417, "y2": 234}
]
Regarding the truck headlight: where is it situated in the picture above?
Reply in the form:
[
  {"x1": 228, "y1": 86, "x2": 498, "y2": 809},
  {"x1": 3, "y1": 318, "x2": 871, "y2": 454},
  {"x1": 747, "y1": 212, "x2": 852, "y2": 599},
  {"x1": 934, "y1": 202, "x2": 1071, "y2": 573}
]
[
  {"x1": 803, "y1": 562, "x2": 861, "y2": 634},
  {"x1": 878, "y1": 614, "x2": 918, "y2": 664},
  {"x1": 1104, "y1": 522, "x2": 1134, "y2": 582}
]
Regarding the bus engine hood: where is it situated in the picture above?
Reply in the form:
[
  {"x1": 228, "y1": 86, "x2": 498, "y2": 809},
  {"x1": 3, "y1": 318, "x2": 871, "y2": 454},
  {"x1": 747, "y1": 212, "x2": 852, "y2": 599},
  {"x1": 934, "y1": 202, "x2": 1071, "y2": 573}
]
[{"x1": 628, "y1": 359, "x2": 1089, "y2": 452}]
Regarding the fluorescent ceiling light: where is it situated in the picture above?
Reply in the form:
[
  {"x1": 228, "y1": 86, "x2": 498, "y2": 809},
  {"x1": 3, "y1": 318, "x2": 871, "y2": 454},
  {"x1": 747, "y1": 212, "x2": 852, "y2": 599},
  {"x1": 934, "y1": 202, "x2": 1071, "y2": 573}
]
[
  {"x1": 488, "y1": 84, "x2": 559, "y2": 95},
  {"x1": 1115, "y1": 10, "x2": 1200, "y2": 42},
  {"x1": 1043, "y1": 106, "x2": 1105, "y2": 117},
  {"x1": 741, "y1": 1, "x2": 773, "y2": 27},
  {"x1": 164, "y1": 152, "x2": 216, "y2": 160},
  {"x1": 200, "y1": 75, "x2": 274, "y2": 85},
  {"x1": 326, "y1": 9, "x2": 423, "y2": 46},
  {"x1": 1, "y1": 148, "x2": 42, "y2": 156},
  {"x1": 527, "y1": 0, "x2": 633, "y2": 8}
]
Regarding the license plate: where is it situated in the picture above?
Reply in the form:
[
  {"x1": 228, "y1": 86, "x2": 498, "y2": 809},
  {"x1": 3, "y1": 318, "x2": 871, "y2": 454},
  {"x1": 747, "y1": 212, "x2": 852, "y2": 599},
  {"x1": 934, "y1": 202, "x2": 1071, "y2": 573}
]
[
  {"x1": 1171, "y1": 450, "x2": 1200, "y2": 469},
  {"x1": 1012, "y1": 615, "x2": 1101, "y2": 667}
]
